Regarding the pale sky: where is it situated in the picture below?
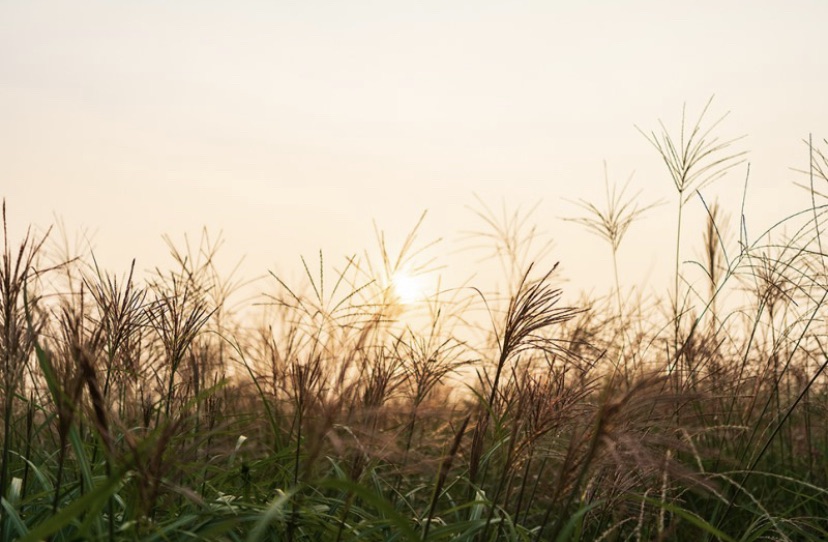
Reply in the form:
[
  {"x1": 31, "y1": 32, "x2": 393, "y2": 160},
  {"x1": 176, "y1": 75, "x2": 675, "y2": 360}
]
[{"x1": 2, "y1": 1, "x2": 827, "y2": 302}]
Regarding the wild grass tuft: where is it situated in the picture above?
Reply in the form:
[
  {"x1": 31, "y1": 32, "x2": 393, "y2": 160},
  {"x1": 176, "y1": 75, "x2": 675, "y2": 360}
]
[{"x1": 0, "y1": 106, "x2": 827, "y2": 541}]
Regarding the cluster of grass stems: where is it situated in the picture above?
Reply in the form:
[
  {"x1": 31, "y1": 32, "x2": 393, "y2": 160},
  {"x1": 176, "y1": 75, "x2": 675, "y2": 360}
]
[{"x1": 2, "y1": 102, "x2": 828, "y2": 541}]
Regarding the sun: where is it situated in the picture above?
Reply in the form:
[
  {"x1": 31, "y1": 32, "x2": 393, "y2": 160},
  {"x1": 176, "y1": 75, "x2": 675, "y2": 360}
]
[{"x1": 390, "y1": 271, "x2": 425, "y2": 305}]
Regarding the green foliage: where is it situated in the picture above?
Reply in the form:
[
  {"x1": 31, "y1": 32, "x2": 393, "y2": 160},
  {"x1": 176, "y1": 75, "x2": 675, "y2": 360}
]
[{"x1": 1, "y1": 108, "x2": 827, "y2": 541}]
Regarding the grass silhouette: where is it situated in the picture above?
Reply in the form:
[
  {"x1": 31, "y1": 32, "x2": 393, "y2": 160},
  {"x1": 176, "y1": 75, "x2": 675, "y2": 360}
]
[{"x1": 1, "y1": 104, "x2": 828, "y2": 541}]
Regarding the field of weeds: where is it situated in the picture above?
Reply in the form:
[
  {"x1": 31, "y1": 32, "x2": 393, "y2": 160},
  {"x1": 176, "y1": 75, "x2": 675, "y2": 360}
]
[{"x1": 2, "y1": 104, "x2": 828, "y2": 541}]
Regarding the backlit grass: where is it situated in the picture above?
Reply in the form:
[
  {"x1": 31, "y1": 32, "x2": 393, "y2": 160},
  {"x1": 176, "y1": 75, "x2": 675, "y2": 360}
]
[{"x1": 2, "y1": 103, "x2": 828, "y2": 541}]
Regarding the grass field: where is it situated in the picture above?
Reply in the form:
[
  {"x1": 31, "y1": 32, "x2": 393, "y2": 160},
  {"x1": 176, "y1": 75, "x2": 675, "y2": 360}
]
[{"x1": 2, "y1": 106, "x2": 828, "y2": 541}]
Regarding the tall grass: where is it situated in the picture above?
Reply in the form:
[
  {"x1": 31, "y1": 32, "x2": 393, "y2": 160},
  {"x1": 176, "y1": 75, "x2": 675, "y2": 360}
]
[{"x1": 1, "y1": 107, "x2": 828, "y2": 541}]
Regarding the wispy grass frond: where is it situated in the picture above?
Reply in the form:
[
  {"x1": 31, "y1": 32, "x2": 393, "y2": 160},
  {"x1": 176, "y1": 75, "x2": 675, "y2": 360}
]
[
  {"x1": 638, "y1": 96, "x2": 747, "y2": 203},
  {"x1": 3, "y1": 109, "x2": 828, "y2": 541},
  {"x1": 564, "y1": 162, "x2": 663, "y2": 252}
]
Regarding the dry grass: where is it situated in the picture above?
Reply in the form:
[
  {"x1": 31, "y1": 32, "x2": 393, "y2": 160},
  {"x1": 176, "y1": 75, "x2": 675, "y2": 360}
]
[{"x1": 1, "y1": 108, "x2": 828, "y2": 541}]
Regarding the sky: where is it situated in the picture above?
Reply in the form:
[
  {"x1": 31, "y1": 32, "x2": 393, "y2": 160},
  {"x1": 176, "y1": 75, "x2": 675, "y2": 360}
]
[{"x1": 2, "y1": 0, "x2": 827, "y2": 304}]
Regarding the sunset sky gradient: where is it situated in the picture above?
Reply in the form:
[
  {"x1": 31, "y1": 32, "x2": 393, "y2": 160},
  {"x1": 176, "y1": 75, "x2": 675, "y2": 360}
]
[{"x1": 2, "y1": 0, "x2": 827, "y2": 299}]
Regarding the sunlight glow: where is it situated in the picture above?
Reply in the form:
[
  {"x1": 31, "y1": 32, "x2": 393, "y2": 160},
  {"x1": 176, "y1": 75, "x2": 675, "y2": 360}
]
[{"x1": 390, "y1": 271, "x2": 426, "y2": 305}]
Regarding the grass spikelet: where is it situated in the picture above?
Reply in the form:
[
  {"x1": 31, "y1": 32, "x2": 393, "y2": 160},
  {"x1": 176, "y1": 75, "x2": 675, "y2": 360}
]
[{"x1": 3, "y1": 109, "x2": 828, "y2": 541}]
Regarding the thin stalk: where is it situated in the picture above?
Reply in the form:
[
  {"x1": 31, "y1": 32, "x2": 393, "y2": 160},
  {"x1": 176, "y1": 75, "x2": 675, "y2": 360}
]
[
  {"x1": 423, "y1": 415, "x2": 469, "y2": 540},
  {"x1": 673, "y1": 197, "x2": 684, "y2": 388}
]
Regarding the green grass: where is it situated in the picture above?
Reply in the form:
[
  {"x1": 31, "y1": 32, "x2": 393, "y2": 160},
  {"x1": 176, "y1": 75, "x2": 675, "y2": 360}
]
[{"x1": 2, "y1": 104, "x2": 828, "y2": 541}]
